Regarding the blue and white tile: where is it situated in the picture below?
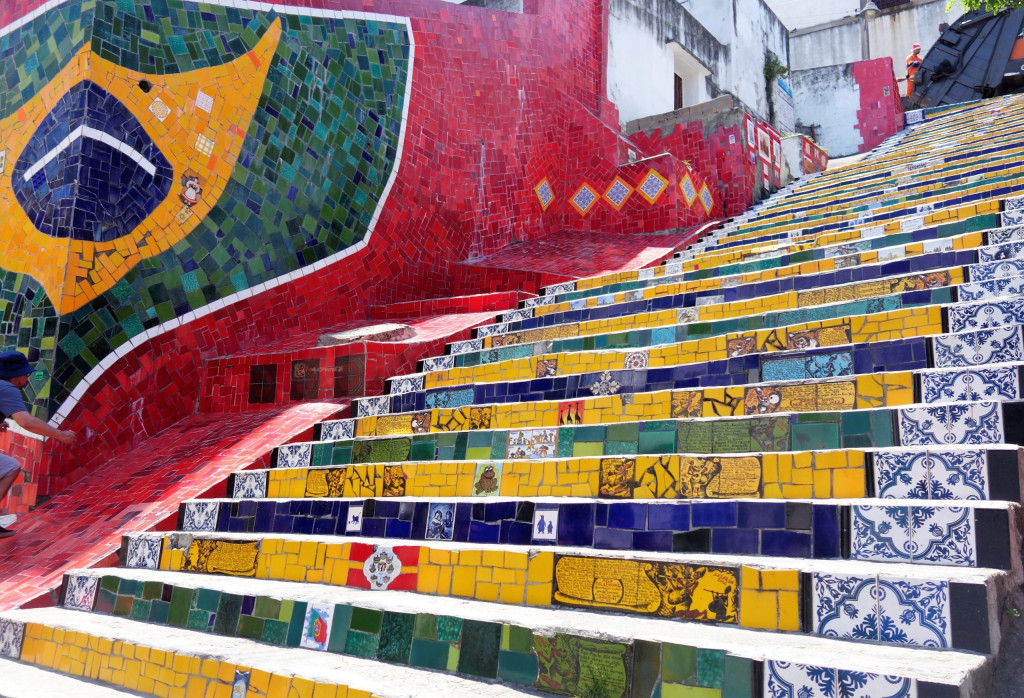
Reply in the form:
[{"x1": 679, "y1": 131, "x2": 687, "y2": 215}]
[
  {"x1": 232, "y1": 470, "x2": 268, "y2": 499},
  {"x1": 1002, "y1": 196, "x2": 1024, "y2": 226},
  {"x1": 449, "y1": 338, "x2": 483, "y2": 355},
  {"x1": 765, "y1": 661, "x2": 837, "y2": 698},
  {"x1": 422, "y1": 356, "x2": 455, "y2": 373},
  {"x1": 277, "y1": 443, "x2": 312, "y2": 468},
  {"x1": 909, "y1": 506, "x2": 976, "y2": 566},
  {"x1": 813, "y1": 573, "x2": 878, "y2": 641},
  {"x1": 968, "y1": 259, "x2": 1024, "y2": 281},
  {"x1": 836, "y1": 671, "x2": 916, "y2": 698},
  {"x1": 545, "y1": 281, "x2": 576, "y2": 296},
  {"x1": 356, "y1": 395, "x2": 391, "y2": 418},
  {"x1": 503, "y1": 308, "x2": 533, "y2": 322},
  {"x1": 425, "y1": 502, "x2": 455, "y2": 541},
  {"x1": 523, "y1": 295, "x2": 554, "y2": 309},
  {"x1": 898, "y1": 402, "x2": 1003, "y2": 446},
  {"x1": 948, "y1": 299, "x2": 1024, "y2": 333},
  {"x1": 677, "y1": 307, "x2": 699, "y2": 324},
  {"x1": 925, "y1": 449, "x2": 988, "y2": 499},
  {"x1": 977, "y1": 240, "x2": 1024, "y2": 262},
  {"x1": 957, "y1": 275, "x2": 1024, "y2": 302},
  {"x1": 63, "y1": 574, "x2": 99, "y2": 611},
  {"x1": 0, "y1": 618, "x2": 25, "y2": 659},
  {"x1": 695, "y1": 294, "x2": 724, "y2": 307},
  {"x1": 920, "y1": 365, "x2": 1020, "y2": 404},
  {"x1": 345, "y1": 504, "x2": 363, "y2": 533},
  {"x1": 875, "y1": 577, "x2": 950, "y2": 648},
  {"x1": 851, "y1": 505, "x2": 912, "y2": 562},
  {"x1": 873, "y1": 450, "x2": 932, "y2": 499},
  {"x1": 475, "y1": 323, "x2": 508, "y2": 339},
  {"x1": 125, "y1": 535, "x2": 163, "y2": 570},
  {"x1": 532, "y1": 508, "x2": 559, "y2": 542},
  {"x1": 182, "y1": 501, "x2": 220, "y2": 532},
  {"x1": 932, "y1": 325, "x2": 1024, "y2": 368},
  {"x1": 389, "y1": 375, "x2": 424, "y2": 395},
  {"x1": 986, "y1": 224, "x2": 1024, "y2": 245}
]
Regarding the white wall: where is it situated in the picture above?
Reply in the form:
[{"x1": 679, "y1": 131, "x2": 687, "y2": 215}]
[
  {"x1": 608, "y1": 14, "x2": 677, "y2": 124},
  {"x1": 790, "y1": 1, "x2": 960, "y2": 75},
  {"x1": 791, "y1": 64, "x2": 863, "y2": 156}
]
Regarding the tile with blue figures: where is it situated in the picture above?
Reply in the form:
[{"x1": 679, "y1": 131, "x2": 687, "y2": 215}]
[
  {"x1": 968, "y1": 258, "x2": 1024, "y2": 282},
  {"x1": 957, "y1": 275, "x2": 1024, "y2": 302},
  {"x1": 898, "y1": 402, "x2": 1004, "y2": 447},
  {"x1": 851, "y1": 504, "x2": 976, "y2": 566},
  {"x1": 931, "y1": 325, "x2": 1024, "y2": 368},
  {"x1": 873, "y1": 448, "x2": 989, "y2": 500},
  {"x1": 919, "y1": 365, "x2": 1021, "y2": 404},
  {"x1": 947, "y1": 298, "x2": 1024, "y2": 334}
]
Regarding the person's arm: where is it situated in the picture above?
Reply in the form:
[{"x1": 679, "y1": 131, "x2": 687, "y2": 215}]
[{"x1": 9, "y1": 410, "x2": 76, "y2": 445}]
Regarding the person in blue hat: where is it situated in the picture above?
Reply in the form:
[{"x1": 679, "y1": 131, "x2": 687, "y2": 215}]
[{"x1": 0, "y1": 350, "x2": 77, "y2": 538}]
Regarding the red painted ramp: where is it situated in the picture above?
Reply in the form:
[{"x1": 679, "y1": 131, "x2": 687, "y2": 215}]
[{"x1": 0, "y1": 402, "x2": 344, "y2": 610}]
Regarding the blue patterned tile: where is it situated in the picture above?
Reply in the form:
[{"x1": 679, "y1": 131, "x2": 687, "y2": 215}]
[
  {"x1": 63, "y1": 574, "x2": 99, "y2": 611},
  {"x1": 182, "y1": 501, "x2": 220, "y2": 532},
  {"x1": 851, "y1": 505, "x2": 912, "y2": 562},
  {"x1": 957, "y1": 275, "x2": 1024, "y2": 302},
  {"x1": 948, "y1": 299, "x2": 1024, "y2": 333},
  {"x1": 968, "y1": 259, "x2": 1024, "y2": 281},
  {"x1": 390, "y1": 375, "x2": 424, "y2": 394},
  {"x1": 874, "y1": 450, "x2": 932, "y2": 499},
  {"x1": 931, "y1": 326, "x2": 1024, "y2": 368},
  {"x1": 813, "y1": 573, "x2": 878, "y2": 641},
  {"x1": 0, "y1": 619, "x2": 25, "y2": 659},
  {"x1": 898, "y1": 402, "x2": 1003, "y2": 446},
  {"x1": 232, "y1": 470, "x2": 268, "y2": 499},
  {"x1": 920, "y1": 366, "x2": 1020, "y2": 404},
  {"x1": 876, "y1": 577, "x2": 950, "y2": 648},
  {"x1": 277, "y1": 443, "x2": 311, "y2": 469},
  {"x1": 766, "y1": 662, "x2": 915, "y2": 698},
  {"x1": 425, "y1": 387, "x2": 475, "y2": 410},
  {"x1": 909, "y1": 506, "x2": 976, "y2": 566},
  {"x1": 761, "y1": 351, "x2": 853, "y2": 382},
  {"x1": 987, "y1": 224, "x2": 1024, "y2": 245},
  {"x1": 422, "y1": 355, "x2": 456, "y2": 373},
  {"x1": 320, "y1": 418, "x2": 355, "y2": 441}
]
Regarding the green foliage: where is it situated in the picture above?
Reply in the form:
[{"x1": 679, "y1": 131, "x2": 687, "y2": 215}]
[
  {"x1": 764, "y1": 52, "x2": 790, "y2": 83},
  {"x1": 947, "y1": 0, "x2": 1024, "y2": 11}
]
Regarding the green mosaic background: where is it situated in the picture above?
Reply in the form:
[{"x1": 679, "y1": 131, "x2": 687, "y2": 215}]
[{"x1": 0, "y1": 0, "x2": 410, "y2": 418}]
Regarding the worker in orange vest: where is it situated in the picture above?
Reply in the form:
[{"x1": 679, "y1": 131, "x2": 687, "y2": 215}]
[{"x1": 905, "y1": 43, "x2": 923, "y2": 96}]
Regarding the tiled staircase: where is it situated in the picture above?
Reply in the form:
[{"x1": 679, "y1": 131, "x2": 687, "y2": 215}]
[{"x1": 6, "y1": 98, "x2": 1024, "y2": 697}]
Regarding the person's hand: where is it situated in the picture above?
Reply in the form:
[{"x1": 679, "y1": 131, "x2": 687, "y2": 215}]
[
  {"x1": 0, "y1": 421, "x2": 7, "y2": 433},
  {"x1": 55, "y1": 429, "x2": 76, "y2": 445}
]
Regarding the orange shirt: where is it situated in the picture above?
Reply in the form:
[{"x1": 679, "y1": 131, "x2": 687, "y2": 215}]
[{"x1": 906, "y1": 52, "x2": 923, "y2": 96}]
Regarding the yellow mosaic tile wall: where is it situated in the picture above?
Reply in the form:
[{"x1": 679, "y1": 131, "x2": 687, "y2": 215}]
[{"x1": 19, "y1": 622, "x2": 369, "y2": 698}]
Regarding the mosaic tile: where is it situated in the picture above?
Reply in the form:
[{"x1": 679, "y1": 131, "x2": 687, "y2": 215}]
[
  {"x1": 957, "y1": 275, "x2": 1024, "y2": 302},
  {"x1": 987, "y1": 224, "x2": 1024, "y2": 245},
  {"x1": 425, "y1": 503, "x2": 455, "y2": 541},
  {"x1": 873, "y1": 449, "x2": 989, "y2": 500},
  {"x1": 948, "y1": 299, "x2": 1024, "y2": 333},
  {"x1": 898, "y1": 402, "x2": 1003, "y2": 446},
  {"x1": 277, "y1": 443, "x2": 312, "y2": 469},
  {"x1": 63, "y1": 574, "x2": 99, "y2": 611},
  {"x1": 920, "y1": 366, "x2": 1020, "y2": 404},
  {"x1": 851, "y1": 505, "x2": 912, "y2": 562},
  {"x1": 321, "y1": 419, "x2": 356, "y2": 442},
  {"x1": 977, "y1": 240, "x2": 1024, "y2": 262},
  {"x1": 909, "y1": 506, "x2": 976, "y2": 566},
  {"x1": 422, "y1": 356, "x2": 456, "y2": 373},
  {"x1": 450, "y1": 339, "x2": 484, "y2": 355},
  {"x1": 0, "y1": 618, "x2": 25, "y2": 659},
  {"x1": 357, "y1": 396, "x2": 392, "y2": 418},
  {"x1": 181, "y1": 501, "x2": 220, "y2": 533},
  {"x1": 125, "y1": 535, "x2": 162, "y2": 570},
  {"x1": 390, "y1": 376, "x2": 424, "y2": 395},
  {"x1": 813, "y1": 573, "x2": 878, "y2": 642},
  {"x1": 969, "y1": 259, "x2": 1024, "y2": 281},
  {"x1": 232, "y1": 471, "x2": 268, "y2": 499},
  {"x1": 299, "y1": 604, "x2": 334, "y2": 651},
  {"x1": 876, "y1": 577, "x2": 950, "y2": 648},
  {"x1": 932, "y1": 326, "x2": 1024, "y2": 368}
]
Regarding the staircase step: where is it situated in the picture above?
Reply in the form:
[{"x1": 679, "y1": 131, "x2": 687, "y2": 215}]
[
  {"x1": 0, "y1": 657, "x2": 145, "y2": 697},
  {"x1": 0, "y1": 607, "x2": 530, "y2": 697},
  {"x1": 50, "y1": 567, "x2": 986, "y2": 697}
]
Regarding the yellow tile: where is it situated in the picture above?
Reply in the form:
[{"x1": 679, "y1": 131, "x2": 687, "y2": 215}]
[
  {"x1": 778, "y1": 591, "x2": 801, "y2": 632},
  {"x1": 267, "y1": 674, "x2": 292, "y2": 698},
  {"x1": 761, "y1": 569, "x2": 799, "y2": 591},
  {"x1": 291, "y1": 677, "x2": 316, "y2": 698},
  {"x1": 832, "y1": 468, "x2": 866, "y2": 498},
  {"x1": 526, "y1": 583, "x2": 553, "y2": 607},
  {"x1": 739, "y1": 589, "x2": 778, "y2": 630},
  {"x1": 451, "y1": 566, "x2": 476, "y2": 597},
  {"x1": 527, "y1": 552, "x2": 554, "y2": 583}
]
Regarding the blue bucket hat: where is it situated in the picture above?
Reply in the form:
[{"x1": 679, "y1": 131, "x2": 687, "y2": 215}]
[{"x1": 0, "y1": 351, "x2": 33, "y2": 380}]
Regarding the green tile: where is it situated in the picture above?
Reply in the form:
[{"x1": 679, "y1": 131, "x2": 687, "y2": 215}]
[
  {"x1": 186, "y1": 610, "x2": 211, "y2": 631},
  {"x1": 574, "y1": 426, "x2": 606, "y2": 442},
  {"x1": 117, "y1": 578, "x2": 139, "y2": 597},
  {"x1": 607, "y1": 423, "x2": 639, "y2": 441},
  {"x1": 660, "y1": 685, "x2": 719, "y2": 697},
  {"x1": 278, "y1": 599, "x2": 294, "y2": 622},
  {"x1": 556, "y1": 429, "x2": 575, "y2": 458},
  {"x1": 327, "y1": 605, "x2": 352, "y2": 654},
  {"x1": 128, "y1": 599, "x2": 151, "y2": 620},
  {"x1": 573, "y1": 441, "x2": 606, "y2": 457},
  {"x1": 252, "y1": 596, "x2": 281, "y2": 620},
  {"x1": 605, "y1": 440, "x2": 638, "y2": 455},
  {"x1": 237, "y1": 615, "x2": 266, "y2": 641},
  {"x1": 195, "y1": 588, "x2": 221, "y2": 613},
  {"x1": 350, "y1": 606, "x2": 383, "y2": 633},
  {"x1": 413, "y1": 614, "x2": 437, "y2": 641},
  {"x1": 457, "y1": 620, "x2": 501, "y2": 679},
  {"x1": 141, "y1": 581, "x2": 163, "y2": 601},
  {"x1": 409, "y1": 639, "x2": 450, "y2": 671},
  {"x1": 631, "y1": 640, "x2": 662, "y2": 698},
  {"x1": 436, "y1": 615, "x2": 463, "y2": 643},
  {"x1": 410, "y1": 442, "x2": 435, "y2": 460},
  {"x1": 507, "y1": 625, "x2": 532, "y2": 654},
  {"x1": 112, "y1": 595, "x2": 133, "y2": 617},
  {"x1": 376, "y1": 612, "x2": 415, "y2": 664},
  {"x1": 286, "y1": 601, "x2": 308, "y2": 647},
  {"x1": 100, "y1": 576, "x2": 121, "y2": 594},
  {"x1": 345, "y1": 630, "x2": 380, "y2": 658},
  {"x1": 213, "y1": 593, "x2": 243, "y2": 636},
  {"x1": 790, "y1": 422, "x2": 840, "y2": 451},
  {"x1": 638, "y1": 429, "x2": 675, "y2": 454},
  {"x1": 167, "y1": 587, "x2": 192, "y2": 627},
  {"x1": 498, "y1": 650, "x2": 539, "y2": 686},
  {"x1": 149, "y1": 600, "x2": 170, "y2": 625},
  {"x1": 721, "y1": 655, "x2": 754, "y2": 698},
  {"x1": 662, "y1": 644, "x2": 696, "y2": 684},
  {"x1": 696, "y1": 649, "x2": 724, "y2": 688},
  {"x1": 261, "y1": 619, "x2": 289, "y2": 646}
]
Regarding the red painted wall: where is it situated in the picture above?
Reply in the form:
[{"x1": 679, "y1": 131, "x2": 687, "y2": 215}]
[{"x1": 852, "y1": 57, "x2": 906, "y2": 154}]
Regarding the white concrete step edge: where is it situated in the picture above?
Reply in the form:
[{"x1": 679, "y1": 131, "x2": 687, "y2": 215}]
[
  {"x1": 0, "y1": 657, "x2": 146, "y2": 698},
  {"x1": 60, "y1": 568, "x2": 989, "y2": 689},
  {"x1": 0, "y1": 607, "x2": 539, "y2": 698}
]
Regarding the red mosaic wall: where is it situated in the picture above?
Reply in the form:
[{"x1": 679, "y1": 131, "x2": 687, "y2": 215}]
[
  {"x1": 3, "y1": 0, "x2": 736, "y2": 504},
  {"x1": 852, "y1": 57, "x2": 906, "y2": 153}
]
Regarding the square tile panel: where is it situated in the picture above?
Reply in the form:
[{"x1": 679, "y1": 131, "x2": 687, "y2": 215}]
[
  {"x1": 988, "y1": 225, "x2": 1024, "y2": 245},
  {"x1": 125, "y1": 535, "x2": 163, "y2": 570},
  {"x1": 63, "y1": 574, "x2": 99, "y2": 611},
  {"x1": 320, "y1": 419, "x2": 355, "y2": 441},
  {"x1": 534, "y1": 178, "x2": 554, "y2": 211},
  {"x1": 299, "y1": 603, "x2": 334, "y2": 651},
  {"x1": 876, "y1": 577, "x2": 951, "y2": 647},
  {"x1": 232, "y1": 471, "x2": 268, "y2": 499},
  {"x1": 977, "y1": 240, "x2": 1024, "y2": 262},
  {"x1": 346, "y1": 504, "x2": 363, "y2": 533},
  {"x1": 533, "y1": 508, "x2": 558, "y2": 541},
  {"x1": 148, "y1": 98, "x2": 171, "y2": 122},
  {"x1": 422, "y1": 356, "x2": 456, "y2": 373},
  {"x1": 920, "y1": 366, "x2": 1020, "y2": 404},
  {"x1": 357, "y1": 395, "x2": 391, "y2": 418},
  {"x1": 1003, "y1": 206, "x2": 1024, "y2": 227},
  {"x1": 637, "y1": 169, "x2": 669, "y2": 204},
  {"x1": 851, "y1": 505, "x2": 912, "y2": 562},
  {"x1": 603, "y1": 177, "x2": 633, "y2": 210},
  {"x1": 932, "y1": 326, "x2": 1024, "y2": 368},
  {"x1": 898, "y1": 402, "x2": 1004, "y2": 446},
  {"x1": 277, "y1": 443, "x2": 312, "y2": 469},
  {"x1": 425, "y1": 502, "x2": 455, "y2": 541},
  {"x1": 699, "y1": 182, "x2": 714, "y2": 215},
  {"x1": 390, "y1": 375, "x2": 424, "y2": 395},
  {"x1": 182, "y1": 501, "x2": 220, "y2": 532},
  {"x1": 837, "y1": 671, "x2": 916, "y2": 698},
  {"x1": 924, "y1": 449, "x2": 989, "y2": 499},
  {"x1": 765, "y1": 662, "x2": 915, "y2": 698},
  {"x1": 545, "y1": 281, "x2": 576, "y2": 296},
  {"x1": 948, "y1": 299, "x2": 1024, "y2": 333},
  {"x1": 570, "y1": 183, "x2": 599, "y2": 216},
  {"x1": 0, "y1": 619, "x2": 25, "y2": 659},
  {"x1": 813, "y1": 573, "x2": 878, "y2": 641},
  {"x1": 450, "y1": 339, "x2": 484, "y2": 355},
  {"x1": 680, "y1": 173, "x2": 698, "y2": 206},
  {"x1": 969, "y1": 259, "x2": 1024, "y2": 281},
  {"x1": 909, "y1": 506, "x2": 976, "y2": 566}
]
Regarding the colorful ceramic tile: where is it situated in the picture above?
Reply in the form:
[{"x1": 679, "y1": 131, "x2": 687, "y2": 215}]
[
  {"x1": 472, "y1": 463, "x2": 503, "y2": 496},
  {"x1": 570, "y1": 183, "x2": 600, "y2": 215},
  {"x1": 320, "y1": 419, "x2": 356, "y2": 441},
  {"x1": 425, "y1": 503, "x2": 455, "y2": 541},
  {"x1": 932, "y1": 326, "x2": 1024, "y2": 368},
  {"x1": 63, "y1": 574, "x2": 99, "y2": 611},
  {"x1": 357, "y1": 395, "x2": 392, "y2": 418},
  {"x1": 532, "y1": 508, "x2": 558, "y2": 541},
  {"x1": 851, "y1": 505, "x2": 912, "y2": 562},
  {"x1": 680, "y1": 173, "x2": 698, "y2": 206},
  {"x1": 535, "y1": 178, "x2": 554, "y2": 211},
  {"x1": 875, "y1": 577, "x2": 950, "y2": 648},
  {"x1": 300, "y1": 604, "x2": 334, "y2": 651},
  {"x1": 898, "y1": 402, "x2": 1003, "y2": 446},
  {"x1": 506, "y1": 429, "x2": 558, "y2": 459},
  {"x1": 125, "y1": 535, "x2": 163, "y2": 570},
  {"x1": 232, "y1": 471, "x2": 268, "y2": 499},
  {"x1": 0, "y1": 619, "x2": 25, "y2": 659},
  {"x1": 637, "y1": 169, "x2": 669, "y2": 204},
  {"x1": 623, "y1": 350, "x2": 649, "y2": 370},
  {"x1": 698, "y1": 182, "x2": 714, "y2": 214},
  {"x1": 604, "y1": 177, "x2": 633, "y2": 210},
  {"x1": 182, "y1": 501, "x2": 220, "y2": 532},
  {"x1": 921, "y1": 366, "x2": 1020, "y2": 404},
  {"x1": 363, "y1": 546, "x2": 402, "y2": 590}
]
